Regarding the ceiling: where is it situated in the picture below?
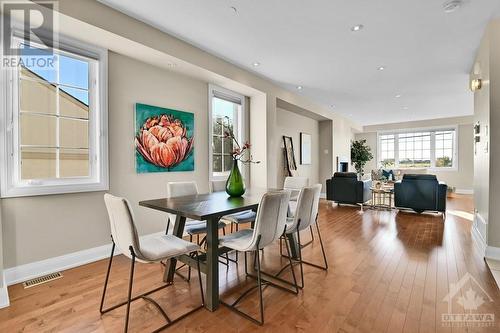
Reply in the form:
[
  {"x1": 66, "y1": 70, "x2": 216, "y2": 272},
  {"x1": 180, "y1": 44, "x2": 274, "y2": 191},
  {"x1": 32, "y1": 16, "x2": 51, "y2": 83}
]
[{"x1": 99, "y1": 0, "x2": 500, "y2": 125}]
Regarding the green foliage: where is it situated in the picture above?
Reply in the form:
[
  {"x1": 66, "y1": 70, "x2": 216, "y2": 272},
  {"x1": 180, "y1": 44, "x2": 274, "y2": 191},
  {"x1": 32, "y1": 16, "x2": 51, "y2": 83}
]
[
  {"x1": 351, "y1": 139, "x2": 373, "y2": 177},
  {"x1": 436, "y1": 156, "x2": 452, "y2": 167}
]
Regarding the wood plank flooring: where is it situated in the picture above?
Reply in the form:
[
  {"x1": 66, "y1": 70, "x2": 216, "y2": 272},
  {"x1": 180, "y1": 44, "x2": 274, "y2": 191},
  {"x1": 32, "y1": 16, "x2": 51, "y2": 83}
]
[{"x1": 1, "y1": 195, "x2": 499, "y2": 332}]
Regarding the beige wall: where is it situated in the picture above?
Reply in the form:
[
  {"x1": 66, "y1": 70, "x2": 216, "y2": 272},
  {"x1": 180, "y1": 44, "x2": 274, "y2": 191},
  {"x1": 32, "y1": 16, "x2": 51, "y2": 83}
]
[
  {"x1": 355, "y1": 116, "x2": 474, "y2": 191},
  {"x1": 0, "y1": 1, "x2": 361, "y2": 269},
  {"x1": 276, "y1": 108, "x2": 319, "y2": 187},
  {"x1": 2, "y1": 53, "x2": 211, "y2": 268},
  {"x1": 319, "y1": 120, "x2": 333, "y2": 189}
]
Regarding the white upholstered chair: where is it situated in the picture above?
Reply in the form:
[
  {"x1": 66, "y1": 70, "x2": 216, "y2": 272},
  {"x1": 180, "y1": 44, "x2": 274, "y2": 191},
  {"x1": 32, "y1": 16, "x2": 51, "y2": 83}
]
[
  {"x1": 210, "y1": 179, "x2": 226, "y2": 193},
  {"x1": 284, "y1": 176, "x2": 309, "y2": 202},
  {"x1": 100, "y1": 194, "x2": 204, "y2": 333},
  {"x1": 280, "y1": 184, "x2": 328, "y2": 288},
  {"x1": 219, "y1": 190, "x2": 296, "y2": 325}
]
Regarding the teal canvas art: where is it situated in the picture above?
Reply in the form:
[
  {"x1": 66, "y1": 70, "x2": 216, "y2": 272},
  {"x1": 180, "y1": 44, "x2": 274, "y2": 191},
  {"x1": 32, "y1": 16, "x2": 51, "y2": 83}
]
[{"x1": 135, "y1": 103, "x2": 194, "y2": 173}]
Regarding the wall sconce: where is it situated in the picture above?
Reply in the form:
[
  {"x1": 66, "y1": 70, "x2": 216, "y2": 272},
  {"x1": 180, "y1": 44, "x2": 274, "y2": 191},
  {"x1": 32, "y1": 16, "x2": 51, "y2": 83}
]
[{"x1": 470, "y1": 78, "x2": 482, "y2": 92}]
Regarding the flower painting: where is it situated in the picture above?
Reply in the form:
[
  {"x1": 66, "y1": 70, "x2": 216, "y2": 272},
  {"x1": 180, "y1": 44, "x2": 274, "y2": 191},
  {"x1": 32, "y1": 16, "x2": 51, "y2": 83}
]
[{"x1": 135, "y1": 103, "x2": 194, "y2": 173}]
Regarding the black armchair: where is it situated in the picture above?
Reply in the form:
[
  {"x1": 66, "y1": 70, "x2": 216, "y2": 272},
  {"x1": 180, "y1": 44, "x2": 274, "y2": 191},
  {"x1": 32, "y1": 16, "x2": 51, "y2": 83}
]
[
  {"x1": 326, "y1": 172, "x2": 372, "y2": 207},
  {"x1": 394, "y1": 174, "x2": 447, "y2": 214}
]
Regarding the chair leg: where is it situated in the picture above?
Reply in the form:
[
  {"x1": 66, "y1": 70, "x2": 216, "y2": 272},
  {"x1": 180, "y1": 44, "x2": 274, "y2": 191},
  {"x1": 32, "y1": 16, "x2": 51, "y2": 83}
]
[
  {"x1": 315, "y1": 222, "x2": 329, "y2": 270},
  {"x1": 99, "y1": 240, "x2": 115, "y2": 314},
  {"x1": 309, "y1": 225, "x2": 315, "y2": 242},
  {"x1": 124, "y1": 246, "x2": 136, "y2": 333},
  {"x1": 195, "y1": 252, "x2": 205, "y2": 306},
  {"x1": 165, "y1": 217, "x2": 171, "y2": 235},
  {"x1": 255, "y1": 248, "x2": 265, "y2": 325}
]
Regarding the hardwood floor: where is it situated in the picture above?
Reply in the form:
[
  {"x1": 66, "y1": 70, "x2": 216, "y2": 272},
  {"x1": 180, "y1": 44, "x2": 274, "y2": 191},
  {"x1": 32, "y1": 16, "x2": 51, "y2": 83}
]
[{"x1": 1, "y1": 195, "x2": 499, "y2": 332}]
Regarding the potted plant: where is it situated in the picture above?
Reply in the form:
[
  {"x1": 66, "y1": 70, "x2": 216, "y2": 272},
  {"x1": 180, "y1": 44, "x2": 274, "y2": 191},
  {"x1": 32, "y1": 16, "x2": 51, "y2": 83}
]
[
  {"x1": 219, "y1": 117, "x2": 260, "y2": 197},
  {"x1": 351, "y1": 139, "x2": 373, "y2": 180}
]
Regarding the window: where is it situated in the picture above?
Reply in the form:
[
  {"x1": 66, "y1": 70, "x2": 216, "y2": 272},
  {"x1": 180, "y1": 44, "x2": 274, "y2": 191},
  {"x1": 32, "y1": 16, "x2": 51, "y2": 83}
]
[
  {"x1": 379, "y1": 134, "x2": 395, "y2": 168},
  {"x1": 377, "y1": 127, "x2": 457, "y2": 170},
  {"x1": 1, "y1": 36, "x2": 108, "y2": 197},
  {"x1": 208, "y1": 85, "x2": 245, "y2": 179}
]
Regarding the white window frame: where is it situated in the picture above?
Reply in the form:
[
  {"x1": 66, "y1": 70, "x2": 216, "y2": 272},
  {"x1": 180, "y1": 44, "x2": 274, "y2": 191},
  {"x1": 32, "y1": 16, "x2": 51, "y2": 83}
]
[
  {"x1": 0, "y1": 33, "x2": 108, "y2": 198},
  {"x1": 208, "y1": 84, "x2": 246, "y2": 181},
  {"x1": 376, "y1": 125, "x2": 458, "y2": 171}
]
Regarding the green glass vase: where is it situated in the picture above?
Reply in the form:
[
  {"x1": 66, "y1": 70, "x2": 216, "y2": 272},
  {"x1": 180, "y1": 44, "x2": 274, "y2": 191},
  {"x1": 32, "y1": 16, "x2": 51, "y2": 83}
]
[{"x1": 226, "y1": 158, "x2": 245, "y2": 197}]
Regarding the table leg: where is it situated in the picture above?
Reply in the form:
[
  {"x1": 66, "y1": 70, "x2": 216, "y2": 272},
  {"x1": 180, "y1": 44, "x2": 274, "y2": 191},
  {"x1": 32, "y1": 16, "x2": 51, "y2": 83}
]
[
  {"x1": 164, "y1": 215, "x2": 186, "y2": 283},
  {"x1": 286, "y1": 232, "x2": 300, "y2": 260},
  {"x1": 205, "y1": 216, "x2": 220, "y2": 311}
]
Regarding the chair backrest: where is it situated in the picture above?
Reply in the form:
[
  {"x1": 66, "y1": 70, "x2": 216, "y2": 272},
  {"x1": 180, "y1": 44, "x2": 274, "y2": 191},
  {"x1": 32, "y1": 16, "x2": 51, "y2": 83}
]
[
  {"x1": 247, "y1": 190, "x2": 290, "y2": 250},
  {"x1": 284, "y1": 176, "x2": 309, "y2": 190},
  {"x1": 211, "y1": 179, "x2": 226, "y2": 193},
  {"x1": 284, "y1": 176, "x2": 309, "y2": 200},
  {"x1": 166, "y1": 181, "x2": 199, "y2": 230},
  {"x1": 104, "y1": 194, "x2": 140, "y2": 260},
  {"x1": 167, "y1": 181, "x2": 199, "y2": 197},
  {"x1": 287, "y1": 184, "x2": 322, "y2": 233}
]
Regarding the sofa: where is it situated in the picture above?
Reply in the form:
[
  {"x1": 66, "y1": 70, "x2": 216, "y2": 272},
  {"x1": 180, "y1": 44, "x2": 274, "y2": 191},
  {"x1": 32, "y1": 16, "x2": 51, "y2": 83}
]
[
  {"x1": 394, "y1": 174, "x2": 447, "y2": 214},
  {"x1": 326, "y1": 172, "x2": 372, "y2": 207}
]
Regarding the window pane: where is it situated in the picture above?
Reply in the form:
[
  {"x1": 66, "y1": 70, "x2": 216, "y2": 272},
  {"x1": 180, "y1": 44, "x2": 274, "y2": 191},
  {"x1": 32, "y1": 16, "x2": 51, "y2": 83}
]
[
  {"x1": 21, "y1": 147, "x2": 56, "y2": 179},
  {"x1": 213, "y1": 136, "x2": 222, "y2": 154},
  {"x1": 223, "y1": 155, "x2": 233, "y2": 172},
  {"x1": 58, "y1": 54, "x2": 89, "y2": 89},
  {"x1": 20, "y1": 113, "x2": 57, "y2": 146},
  {"x1": 59, "y1": 87, "x2": 89, "y2": 118},
  {"x1": 223, "y1": 137, "x2": 233, "y2": 154},
  {"x1": 20, "y1": 76, "x2": 57, "y2": 114},
  {"x1": 59, "y1": 148, "x2": 89, "y2": 177},
  {"x1": 213, "y1": 118, "x2": 222, "y2": 135},
  {"x1": 20, "y1": 45, "x2": 57, "y2": 83},
  {"x1": 213, "y1": 154, "x2": 222, "y2": 172},
  {"x1": 60, "y1": 118, "x2": 88, "y2": 149}
]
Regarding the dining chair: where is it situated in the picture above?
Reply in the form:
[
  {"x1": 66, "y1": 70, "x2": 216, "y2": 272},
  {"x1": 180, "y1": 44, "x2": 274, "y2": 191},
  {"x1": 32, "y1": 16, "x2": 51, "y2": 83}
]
[
  {"x1": 166, "y1": 181, "x2": 227, "y2": 280},
  {"x1": 284, "y1": 176, "x2": 309, "y2": 202},
  {"x1": 219, "y1": 190, "x2": 298, "y2": 325},
  {"x1": 100, "y1": 194, "x2": 205, "y2": 333},
  {"x1": 210, "y1": 179, "x2": 226, "y2": 193},
  {"x1": 284, "y1": 176, "x2": 316, "y2": 244},
  {"x1": 278, "y1": 184, "x2": 328, "y2": 289},
  {"x1": 211, "y1": 179, "x2": 257, "y2": 264}
]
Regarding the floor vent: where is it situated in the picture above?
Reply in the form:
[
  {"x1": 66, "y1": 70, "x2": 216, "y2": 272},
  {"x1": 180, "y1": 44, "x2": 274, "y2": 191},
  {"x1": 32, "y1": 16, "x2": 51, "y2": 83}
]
[{"x1": 23, "y1": 272, "x2": 63, "y2": 289}]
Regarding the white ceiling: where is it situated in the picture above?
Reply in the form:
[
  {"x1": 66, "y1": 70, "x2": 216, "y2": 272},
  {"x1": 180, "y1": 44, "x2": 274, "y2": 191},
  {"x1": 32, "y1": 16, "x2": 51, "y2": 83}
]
[{"x1": 99, "y1": 0, "x2": 500, "y2": 125}]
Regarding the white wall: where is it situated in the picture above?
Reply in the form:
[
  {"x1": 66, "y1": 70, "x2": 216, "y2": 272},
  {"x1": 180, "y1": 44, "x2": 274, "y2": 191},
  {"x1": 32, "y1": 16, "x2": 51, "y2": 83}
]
[
  {"x1": 276, "y1": 108, "x2": 319, "y2": 187},
  {"x1": 471, "y1": 19, "x2": 500, "y2": 250},
  {"x1": 356, "y1": 116, "x2": 474, "y2": 191}
]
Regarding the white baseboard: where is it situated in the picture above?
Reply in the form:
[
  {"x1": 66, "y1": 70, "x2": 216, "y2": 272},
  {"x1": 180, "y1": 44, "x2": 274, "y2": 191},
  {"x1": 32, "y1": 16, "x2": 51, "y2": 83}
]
[
  {"x1": 0, "y1": 273, "x2": 9, "y2": 309},
  {"x1": 320, "y1": 192, "x2": 326, "y2": 199},
  {"x1": 455, "y1": 189, "x2": 474, "y2": 195},
  {"x1": 4, "y1": 231, "x2": 164, "y2": 287},
  {"x1": 472, "y1": 224, "x2": 487, "y2": 256},
  {"x1": 485, "y1": 246, "x2": 500, "y2": 261}
]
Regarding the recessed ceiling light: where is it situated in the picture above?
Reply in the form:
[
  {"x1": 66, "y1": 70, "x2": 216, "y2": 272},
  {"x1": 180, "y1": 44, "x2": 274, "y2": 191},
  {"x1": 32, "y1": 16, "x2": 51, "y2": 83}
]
[
  {"x1": 252, "y1": 62, "x2": 260, "y2": 67},
  {"x1": 330, "y1": 104, "x2": 336, "y2": 108},
  {"x1": 443, "y1": 0, "x2": 462, "y2": 13},
  {"x1": 351, "y1": 24, "x2": 364, "y2": 32},
  {"x1": 402, "y1": 106, "x2": 409, "y2": 110},
  {"x1": 296, "y1": 85, "x2": 303, "y2": 90},
  {"x1": 377, "y1": 66, "x2": 385, "y2": 71},
  {"x1": 395, "y1": 94, "x2": 402, "y2": 98}
]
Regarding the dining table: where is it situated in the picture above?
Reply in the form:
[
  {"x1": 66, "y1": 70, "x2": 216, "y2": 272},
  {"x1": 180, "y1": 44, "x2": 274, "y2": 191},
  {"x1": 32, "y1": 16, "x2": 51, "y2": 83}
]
[{"x1": 139, "y1": 188, "x2": 300, "y2": 312}]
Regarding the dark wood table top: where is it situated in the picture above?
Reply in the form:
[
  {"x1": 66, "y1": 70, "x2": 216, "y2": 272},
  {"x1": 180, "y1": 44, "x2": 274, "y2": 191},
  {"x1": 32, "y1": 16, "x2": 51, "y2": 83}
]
[{"x1": 139, "y1": 188, "x2": 271, "y2": 220}]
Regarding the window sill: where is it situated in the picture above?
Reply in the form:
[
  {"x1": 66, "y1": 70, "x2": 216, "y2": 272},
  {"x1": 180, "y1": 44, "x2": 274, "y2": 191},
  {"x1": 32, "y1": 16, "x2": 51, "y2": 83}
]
[{"x1": 0, "y1": 181, "x2": 109, "y2": 198}]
